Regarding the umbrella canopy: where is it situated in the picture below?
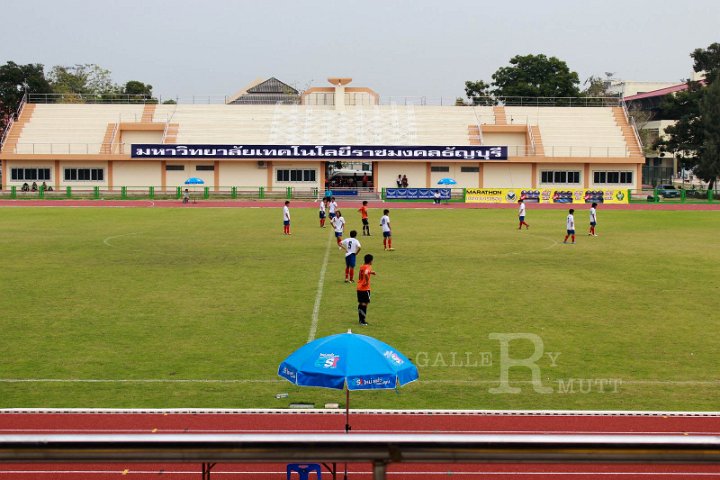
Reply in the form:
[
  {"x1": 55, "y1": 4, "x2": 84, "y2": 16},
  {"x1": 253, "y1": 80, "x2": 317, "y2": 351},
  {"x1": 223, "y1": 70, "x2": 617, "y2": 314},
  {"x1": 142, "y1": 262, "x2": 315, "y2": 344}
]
[
  {"x1": 437, "y1": 177, "x2": 457, "y2": 185},
  {"x1": 184, "y1": 177, "x2": 205, "y2": 185},
  {"x1": 278, "y1": 331, "x2": 418, "y2": 391}
]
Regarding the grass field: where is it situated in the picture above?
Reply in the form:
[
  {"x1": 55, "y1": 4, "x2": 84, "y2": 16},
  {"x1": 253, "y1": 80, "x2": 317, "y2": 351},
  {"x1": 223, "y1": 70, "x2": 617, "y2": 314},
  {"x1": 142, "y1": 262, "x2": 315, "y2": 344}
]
[{"x1": 1, "y1": 205, "x2": 719, "y2": 411}]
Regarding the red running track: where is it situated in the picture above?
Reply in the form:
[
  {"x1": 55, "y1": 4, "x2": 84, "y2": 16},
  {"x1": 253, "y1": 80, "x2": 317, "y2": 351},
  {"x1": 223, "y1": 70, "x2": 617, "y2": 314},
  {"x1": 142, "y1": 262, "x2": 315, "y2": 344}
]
[{"x1": 1, "y1": 410, "x2": 720, "y2": 479}]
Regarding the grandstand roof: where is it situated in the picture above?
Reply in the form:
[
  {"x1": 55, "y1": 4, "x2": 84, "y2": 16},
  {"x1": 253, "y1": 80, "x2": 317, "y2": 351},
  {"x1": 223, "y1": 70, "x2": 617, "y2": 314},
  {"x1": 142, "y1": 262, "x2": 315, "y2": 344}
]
[{"x1": 227, "y1": 77, "x2": 299, "y2": 105}]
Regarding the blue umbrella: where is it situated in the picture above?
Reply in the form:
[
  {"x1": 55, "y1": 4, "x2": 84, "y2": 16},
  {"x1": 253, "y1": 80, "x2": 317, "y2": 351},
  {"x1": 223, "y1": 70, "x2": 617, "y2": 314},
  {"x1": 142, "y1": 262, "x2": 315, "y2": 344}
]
[
  {"x1": 437, "y1": 177, "x2": 457, "y2": 185},
  {"x1": 184, "y1": 177, "x2": 205, "y2": 185},
  {"x1": 278, "y1": 330, "x2": 418, "y2": 432}
]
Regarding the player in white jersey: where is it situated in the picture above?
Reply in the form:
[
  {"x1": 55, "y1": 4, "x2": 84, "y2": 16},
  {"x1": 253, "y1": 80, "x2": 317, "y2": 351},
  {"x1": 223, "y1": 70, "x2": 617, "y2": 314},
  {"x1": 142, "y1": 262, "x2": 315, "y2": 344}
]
[
  {"x1": 340, "y1": 230, "x2": 362, "y2": 283},
  {"x1": 328, "y1": 196, "x2": 338, "y2": 219},
  {"x1": 588, "y1": 202, "x2": 598, "y2": 236},
  {"x1": 282, "y1": 201, "x2": 291, "y2": 235},
  {"x1": 517, "y1": 199, "x2": 529, "y2": 229},
  {"x1": 380, "y1": 209, "x2": 394, "y2": 251},
  {"x1": 319, "y1": 197, "x2": 327, "y2": 228},
  {"x1": 563, "y1": 208, "x2": 575, "y2": 244},
  {"x1": 331, "y1": 210, "x2": 345, "y2": 246}
]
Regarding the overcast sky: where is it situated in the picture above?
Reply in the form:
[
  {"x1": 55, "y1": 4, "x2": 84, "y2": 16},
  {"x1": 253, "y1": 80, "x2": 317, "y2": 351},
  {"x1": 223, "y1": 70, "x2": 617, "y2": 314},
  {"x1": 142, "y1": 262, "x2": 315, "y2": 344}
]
[{"x1": 1, "y1": 0, "x2": 718, "y2": 101}]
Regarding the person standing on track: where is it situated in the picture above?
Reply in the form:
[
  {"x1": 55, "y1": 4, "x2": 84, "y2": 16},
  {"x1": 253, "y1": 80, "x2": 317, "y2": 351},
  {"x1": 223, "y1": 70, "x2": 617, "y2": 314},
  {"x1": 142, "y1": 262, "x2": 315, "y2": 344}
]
[
  {"x1": 282, "y1": 201, "x2": 291, "y2": 235},
  {"x1": 518, "y1": 199, "x2": 529, "y2": 229},
  {"x1": 358, "y1": 200, "x2": 370, "y2": 236},
  {"x1": 356, "y1": 253, "x2": 376, "y2": 326},
  {"x1": 588, "y1": 202, "x2": 598, "y2": 236},
  {"x1": 340, "y1": 230, "x2": 362, "y2": 283}
]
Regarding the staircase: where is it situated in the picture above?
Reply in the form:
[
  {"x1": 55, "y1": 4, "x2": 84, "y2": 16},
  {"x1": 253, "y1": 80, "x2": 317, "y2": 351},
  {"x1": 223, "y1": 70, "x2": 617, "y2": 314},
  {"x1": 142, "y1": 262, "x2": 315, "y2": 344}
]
[
  {"x1": 100, "y1": 123, "x2": 117, "y2": 154},
  {"x1": 163, "y1": 123, "x2": 180, "y2": 144},
  {"x1": 467, "y1": 125, "x2": 482, "y2": 145},
  {"x1": 141, "y1": 104, "x2": 157, "y2": 123},
  {"x1": 2, "y1": 104, "x2": 36, "y2": 152},
  {"x1": 529, "y1": 126, "x2": 545, "y2": 156},
  {"x1": 612, "y1": 106, "x2": 644, "y2": 157},
  {"x1": 493, "y1": 106, "x2": 507, "y2": 125}
]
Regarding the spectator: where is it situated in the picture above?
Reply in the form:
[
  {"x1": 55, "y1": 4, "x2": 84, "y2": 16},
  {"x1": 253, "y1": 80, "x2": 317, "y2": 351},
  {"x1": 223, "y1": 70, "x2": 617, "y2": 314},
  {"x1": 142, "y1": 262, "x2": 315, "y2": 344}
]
[
  {"x1": 362, "y1": 173, "x2": 369, "y2": 188},
  {"x1": 401, "y1": 175, "x2": 408, "y2": 188},
  {"x1": 22, "y1": 183, "x2": 30, "y2": 192},
  {"x1": 31, "y1": 182, "x2": 38, "y2": 191},
  {"x1": 396, "y1": 175, "x2": 402, "y2": 188}
]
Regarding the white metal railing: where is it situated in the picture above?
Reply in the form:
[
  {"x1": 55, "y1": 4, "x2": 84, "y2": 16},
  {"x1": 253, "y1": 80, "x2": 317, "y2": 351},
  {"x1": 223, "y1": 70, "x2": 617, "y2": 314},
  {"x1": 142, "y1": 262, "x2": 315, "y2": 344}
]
[
  {"x1": 527, "y1": 125, "x2": 536, "y2": 156},
  {"x1": 7, "y1": 143, "x2": 632, "y2": 158},
  {"x1": 620, "y1": 99, "x2": 644, "y2": 151},
  {"x1": 0, "y1": 92, "x2": 27, "y2": 151},
  {"x1": 0, "y1": 433, "x2": 718, "y2": 480}
]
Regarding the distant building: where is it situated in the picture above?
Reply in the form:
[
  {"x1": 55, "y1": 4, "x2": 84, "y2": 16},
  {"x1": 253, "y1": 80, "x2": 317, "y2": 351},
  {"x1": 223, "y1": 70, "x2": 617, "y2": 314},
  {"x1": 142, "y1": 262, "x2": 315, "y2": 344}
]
[{"x1": 226, "y1": 77, "x2": 299, "y2": 105}]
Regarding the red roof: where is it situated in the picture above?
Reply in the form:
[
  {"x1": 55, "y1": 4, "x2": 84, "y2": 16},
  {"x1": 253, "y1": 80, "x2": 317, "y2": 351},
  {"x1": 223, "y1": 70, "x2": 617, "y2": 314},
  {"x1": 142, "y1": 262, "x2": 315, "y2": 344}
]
[{"x1": 623, "y1": 82, "x2": 692, "y2": 101}]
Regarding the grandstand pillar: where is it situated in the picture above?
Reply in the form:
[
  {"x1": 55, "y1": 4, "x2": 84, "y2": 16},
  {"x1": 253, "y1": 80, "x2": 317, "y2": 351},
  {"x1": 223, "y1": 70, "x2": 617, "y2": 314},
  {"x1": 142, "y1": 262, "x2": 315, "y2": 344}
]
[
  {"x1": 531, "y1": 163, "x2": 537, "y2": 188},
  {"x1": 328, "y1": 78, "x2": 352, "y2": 111},
  {"x1": 54, "y1": 161, "x2": 60, "y2": 191},
  {"x1": 372, "y1": 161, "x2": 379, "y2": 192},
  {"x1": 161, "y1": 161, "x2": 167, "y2": 192},
  {"x1": 426, "y1": 163, "x2": 431, "y2": 188},
  {"x1": 108, "y1": 161, "x2": 114, "y2": 191},
  {"x1": 636, "y1": 162, "x2": 643, "y2": 189},
  {"x1": 584, "y1": 164, "x2": 590, "y2": 188},
  {"x1": 478, "y1": 162, "x2": 483, "y2": 187},
  {"x1": 266, "y1": 161, "x2": 273, "y2": 189},
  {"x1": 1, "y1": 160, "x2": 6, "y2": 190},
  {"x1": 214, "y1": 161, "x2": 220, "y2": 192}
]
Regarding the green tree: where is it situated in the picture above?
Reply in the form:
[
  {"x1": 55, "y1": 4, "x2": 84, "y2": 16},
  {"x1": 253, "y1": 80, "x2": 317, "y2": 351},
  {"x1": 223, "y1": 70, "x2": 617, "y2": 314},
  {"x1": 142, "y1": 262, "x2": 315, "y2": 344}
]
[
  {"x1": 48, "y1": 64, "x2": 117, "y2": 95},
  {"x1": 0, "y1": 61, "x2": 52, "y2": 132},
  {"x1": 657, "y1": 43, "x2": 720, "y2": 189},
  {"x1": 123, "y1": 80, "x2": 152, "y2": 97},
  {"x1": 491, "y1": 54, "x2": 581, "y2": 98},
  {"x1": 464, "y1": 80, "x2": 493, "y2": 105}
]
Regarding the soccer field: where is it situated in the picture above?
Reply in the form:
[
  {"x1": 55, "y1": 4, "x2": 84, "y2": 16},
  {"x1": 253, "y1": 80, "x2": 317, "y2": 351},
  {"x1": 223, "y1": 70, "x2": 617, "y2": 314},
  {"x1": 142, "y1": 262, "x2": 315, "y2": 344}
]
[{"x1": 1, "y1": 205, "x2": 719, "y2": 411}]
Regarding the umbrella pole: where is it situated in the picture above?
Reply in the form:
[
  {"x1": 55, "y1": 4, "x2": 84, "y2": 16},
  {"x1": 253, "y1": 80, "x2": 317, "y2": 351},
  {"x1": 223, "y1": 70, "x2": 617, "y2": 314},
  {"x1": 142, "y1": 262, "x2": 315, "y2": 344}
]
[{"x1": 344, "y1": 388, "x2": 350, "y2": 480}]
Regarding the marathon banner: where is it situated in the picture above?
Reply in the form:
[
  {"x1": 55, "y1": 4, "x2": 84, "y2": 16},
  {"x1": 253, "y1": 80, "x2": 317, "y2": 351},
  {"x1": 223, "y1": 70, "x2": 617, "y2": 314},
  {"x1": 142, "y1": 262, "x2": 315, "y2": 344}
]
[
  {"x1": 386, "y1": 188, "x2": 452, "y2": 200},
  {"x1": 131, "y1": 144, "x2": 508, "y2": 161},
  {"x1": 465, "y1": 188, "x2": 628, "y2": 204}
]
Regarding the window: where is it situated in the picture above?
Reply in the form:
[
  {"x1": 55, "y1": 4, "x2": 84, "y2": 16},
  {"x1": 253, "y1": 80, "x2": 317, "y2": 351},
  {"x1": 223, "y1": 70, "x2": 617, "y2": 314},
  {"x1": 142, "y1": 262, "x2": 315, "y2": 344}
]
[
  {"x1": 196, "y1": 165, "x2": 214, "y2": 171},
  {"x1": 461, "y1": 166, "x2": 480, "y2": 173},
  {"x1": 166, "y1": 165, "x2": 185, "y2": 171},
  {"x1": 276, "y1": 169, "x2": 317, "y2": 183},
  {"x1": 64, "y1": 168, "x2": 104, "y2": 181},
  {"x1": 540, "y1": 170, "x2": 580, "y2": 184},
  {"x1": 593, "y1": 171, "x2": 633, "y2": 184},
  {"x1": 430, "y1": 166, "x2": 450, "y2": 172},
  {"x1": 11, "y1": 168, "x2": 51, "y2": 181}
]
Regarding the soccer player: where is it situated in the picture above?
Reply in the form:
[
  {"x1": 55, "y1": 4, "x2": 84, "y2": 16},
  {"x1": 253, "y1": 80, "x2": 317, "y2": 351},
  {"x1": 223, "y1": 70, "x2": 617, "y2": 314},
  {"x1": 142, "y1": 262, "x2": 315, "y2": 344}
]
[
  {"x1": 518, "y1": 199, "x2": 529, "y2": 229},
  {"x1": 331, "y1": 209, "x2": 345, "y2": 246},
  {"x1": 564, "y1": 208, "x2": 576, "y2": 244},
  {"x1": 319, "y1": 197, "x2": 327, "y2": 228},
  {"x1": 282, "y1": 201, "x2": 291, "y2": 235},
  {"x1": 328, "y1": 196, "x2": 338, "y2": 220},
  {"x1": 588, "y1": 202, "x2": 598, "y2": 236},
  {"x1": 358, "y1": 200, "x2": 370, "y2": 236},
  {"x1": 340, "y1": 230, "x2": 362, "y2": 283},
  {"x1": 357, "y1": 253, "x2": 376, "y2": 326},
  {"x1": 380, "y1": 209, "x2": 393, "y2": 251}
]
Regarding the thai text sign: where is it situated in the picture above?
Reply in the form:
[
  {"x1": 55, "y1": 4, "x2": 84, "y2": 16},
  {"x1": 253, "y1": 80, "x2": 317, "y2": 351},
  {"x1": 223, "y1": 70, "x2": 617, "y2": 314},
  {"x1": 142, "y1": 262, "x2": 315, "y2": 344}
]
[
  {"x1": 131, "y1": 144, "x2": 508, "y2": 160},
  {"x1": 465, "y1": 188, "x2": 628, "y2": 204}
]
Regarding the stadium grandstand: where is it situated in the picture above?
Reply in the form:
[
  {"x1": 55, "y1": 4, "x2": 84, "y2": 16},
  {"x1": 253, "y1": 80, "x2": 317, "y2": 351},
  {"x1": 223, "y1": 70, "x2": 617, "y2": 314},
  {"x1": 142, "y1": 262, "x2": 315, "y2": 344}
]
[{"x1": 0, "y1": 77, "x2": 644, "y2": 195}]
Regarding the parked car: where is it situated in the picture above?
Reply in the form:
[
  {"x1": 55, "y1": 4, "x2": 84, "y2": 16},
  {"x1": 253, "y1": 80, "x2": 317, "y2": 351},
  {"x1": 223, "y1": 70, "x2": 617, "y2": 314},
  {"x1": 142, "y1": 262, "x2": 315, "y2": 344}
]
[{"x1": 656, "y1": 184, "x2": 680, "y2": 198}]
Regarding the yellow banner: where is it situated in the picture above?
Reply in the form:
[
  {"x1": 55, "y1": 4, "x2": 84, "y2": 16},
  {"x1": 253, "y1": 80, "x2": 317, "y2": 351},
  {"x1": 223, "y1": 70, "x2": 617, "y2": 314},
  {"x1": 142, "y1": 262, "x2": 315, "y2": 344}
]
[{"x1": 465, "y1": 188, "x2": 628, "y2": 204}]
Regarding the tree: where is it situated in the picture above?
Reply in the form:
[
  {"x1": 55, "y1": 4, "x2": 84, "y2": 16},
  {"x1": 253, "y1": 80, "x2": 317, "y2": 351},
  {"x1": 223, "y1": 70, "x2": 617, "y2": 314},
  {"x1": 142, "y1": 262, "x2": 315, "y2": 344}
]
[
  {"x1": 491, "y1": 54, "x2": 581, "y2": 98},
  {"x1": 0, "y1": 61, "x2": 52, "y2": 133},
  {"x1": 657, "y1": 43, "x2": 720, "y2": 189},
  {"x1": 464, "y1": 80, "x2": 493, "y2": 105},
  {"x1": 48, "y1": 64, "x2": 117, "y2": 95},
  {"x1": 123, "y1": 80, "x2": 153, "y2": 97}
]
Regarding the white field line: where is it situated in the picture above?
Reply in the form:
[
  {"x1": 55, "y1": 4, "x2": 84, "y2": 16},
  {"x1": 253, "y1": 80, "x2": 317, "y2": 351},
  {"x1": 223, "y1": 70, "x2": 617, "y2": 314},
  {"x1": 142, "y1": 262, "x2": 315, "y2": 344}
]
[
  {"x1": 103, "y1": 232, "x2": 141, "y2": 247},
  {"x1": 1, "y1": 378, "x2": 719, "y2": 386},
  {"x1": 307, "y1": 232, "x2": 334, "y2": 343}
]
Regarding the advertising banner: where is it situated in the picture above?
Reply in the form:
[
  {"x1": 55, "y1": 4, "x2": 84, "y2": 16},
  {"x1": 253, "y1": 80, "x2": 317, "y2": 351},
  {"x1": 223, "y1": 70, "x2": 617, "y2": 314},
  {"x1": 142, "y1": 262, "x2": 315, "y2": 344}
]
[
  {"x1": 386, "y1": 188, "x2": 452, "y2": 200},
  {"x1": 465, "y1": 188, "x2": 628, "y2": 204}
]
